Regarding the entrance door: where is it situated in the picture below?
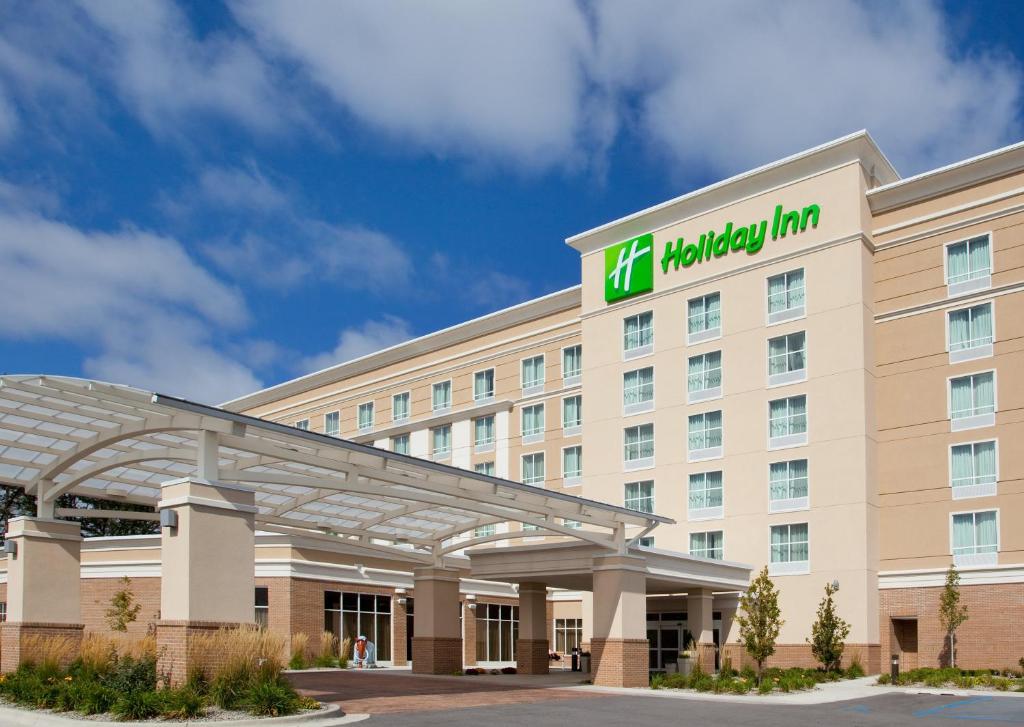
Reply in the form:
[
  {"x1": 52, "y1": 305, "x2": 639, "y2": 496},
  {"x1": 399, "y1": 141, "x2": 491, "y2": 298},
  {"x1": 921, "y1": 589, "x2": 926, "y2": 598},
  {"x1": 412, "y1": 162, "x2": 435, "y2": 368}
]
[
  {"x1": 406, "y1": 598, "x2": 415, "y2": 664},
  {"x1": 893, "y1": 618, "x2": 919, "y2": 670},
  {"x1": 647, "y1": 612, "x2": 686, "y2": 670}
]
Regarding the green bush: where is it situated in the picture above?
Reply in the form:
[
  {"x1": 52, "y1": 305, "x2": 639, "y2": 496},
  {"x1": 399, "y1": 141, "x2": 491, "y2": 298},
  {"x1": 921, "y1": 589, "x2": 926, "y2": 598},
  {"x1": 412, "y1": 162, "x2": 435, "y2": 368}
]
[
  {"x1": 757, "y1": 679, "x2": 773, "y2": 694},
  {"x1": 731, "y1": 678, "x2": 752, "y2": 694},
  {"x1": 209, "y1": 667, "x2": 252, "y2": 711},
  {"x1": 740, "y1": 665, "x2": 757, "y2": 682},
  {"x1": 845, "y1": 659, "x2": 865, "y2": 679},
  {"x1": 71, "y1": 681, "x2": 116, "y2": 715},
  {"x1": 288, "y1": 653, "x2": 309, "y2": 670},
  {"x1": 103, "y1": 655, "x2": 157, "y2": 694},
  {"x1": 649, "y1": 673, "x2": 666, "y2": 689},
  {"x1": 663, "y1": 672, "x2": 687, "y2": 689},
  {"x1": 160, "y1": 686, "x2": 206, "y2": 719},
  {"x1": 877, "y1": 673, "x2": 891, "y2": 685},
  {"x1": 245, "y1": 679, "x2": 300, "y2": 717},
  {"x1": 111, "y1": 689, "x2": 163, "y2": 721}
]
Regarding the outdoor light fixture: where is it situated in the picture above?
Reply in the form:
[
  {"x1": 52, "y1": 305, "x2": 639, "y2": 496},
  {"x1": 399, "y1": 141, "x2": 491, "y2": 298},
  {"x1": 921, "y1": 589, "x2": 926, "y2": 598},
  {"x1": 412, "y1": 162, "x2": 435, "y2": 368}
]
[
  {"x1": 3, "y1": 540, "x2": 16, "y2": 557},
  {"x1": 466, "y1": 602, "x2": 477, "y2": 611},
  {"x1": 159, "y1": 509, "x2": 178, "y2": 531},
  {"x1": 354, "y1": 563, "x2": 366, "y2": 576},
  {"x1": 832, "y1": 579, "x2": 840, "y2": 591},
  {"x1": 396, "y1": 597, "x2": 407, "y2": 606}
]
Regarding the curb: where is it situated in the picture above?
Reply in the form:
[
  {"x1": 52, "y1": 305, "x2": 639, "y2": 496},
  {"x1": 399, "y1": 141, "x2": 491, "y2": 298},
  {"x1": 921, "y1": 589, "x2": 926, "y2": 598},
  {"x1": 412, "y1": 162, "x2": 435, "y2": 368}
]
[{"x1": 0, "y1": 703, "x2": 371, "y2": 726}]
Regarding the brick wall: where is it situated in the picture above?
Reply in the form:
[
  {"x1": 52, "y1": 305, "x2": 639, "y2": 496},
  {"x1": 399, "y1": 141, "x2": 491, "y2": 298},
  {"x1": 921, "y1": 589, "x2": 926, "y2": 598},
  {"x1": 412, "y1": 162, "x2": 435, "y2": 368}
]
[
  {"x1": 590, "y1": 637, "x2": 648, "y2": 687},
  {"x1": 721, "y1": 643, "x2": 881, "y2": 674},
  {"x1": 0, "y1": 623, "x2": 84, "y2": 673},
  {"x1": 81, "y1": 577, "x2": 161, "y2": 637}
]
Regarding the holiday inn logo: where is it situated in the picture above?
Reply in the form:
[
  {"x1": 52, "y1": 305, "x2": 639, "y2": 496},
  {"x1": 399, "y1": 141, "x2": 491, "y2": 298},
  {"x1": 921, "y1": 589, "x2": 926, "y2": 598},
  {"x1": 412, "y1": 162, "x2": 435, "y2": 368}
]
[{"x1": 604, "y1": 233, "x2": 654, "y2": 303}]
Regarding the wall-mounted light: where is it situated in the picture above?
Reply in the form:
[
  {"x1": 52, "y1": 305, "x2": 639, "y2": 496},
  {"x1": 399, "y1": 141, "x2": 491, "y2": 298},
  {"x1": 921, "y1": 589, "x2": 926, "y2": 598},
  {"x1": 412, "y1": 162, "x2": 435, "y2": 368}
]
[
  {"x1": 831, "y1": 579, "x2": 840, "y2": 592},
  {"x1": 465, "y1": 593, "x2": 476, "y2": 601},
  {"x1": 395, "y1": 587, "x2": 407, "y2": 595},
  {"x1": 396, "y1": 597, "x2": 407, "y2": 606},
  {"x1": 354, "y1": 563, "x2": 366, "y2": 576},
  {"x1": 3, "y1": 540, "x2": 16, "y2": 557},
  {"x1": 466, "y1": 602, "x2": 477, "y2": 611},
  {"x1": 159, "y1": 509, "x2": 178, "y2": 531}
]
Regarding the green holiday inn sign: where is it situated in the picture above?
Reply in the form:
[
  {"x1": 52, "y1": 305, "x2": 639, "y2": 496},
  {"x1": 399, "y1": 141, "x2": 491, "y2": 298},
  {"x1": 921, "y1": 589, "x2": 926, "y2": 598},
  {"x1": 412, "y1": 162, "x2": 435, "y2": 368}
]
[{"x1": 604, "y1": 202, "x2": 821, "y2": 303}]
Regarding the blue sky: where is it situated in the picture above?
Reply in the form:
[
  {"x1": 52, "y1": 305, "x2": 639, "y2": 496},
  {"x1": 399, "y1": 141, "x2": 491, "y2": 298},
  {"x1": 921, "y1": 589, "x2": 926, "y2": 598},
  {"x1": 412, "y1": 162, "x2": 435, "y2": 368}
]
[{"x1": 1, "y1": 0, "x2": 1023, "y2": 403}]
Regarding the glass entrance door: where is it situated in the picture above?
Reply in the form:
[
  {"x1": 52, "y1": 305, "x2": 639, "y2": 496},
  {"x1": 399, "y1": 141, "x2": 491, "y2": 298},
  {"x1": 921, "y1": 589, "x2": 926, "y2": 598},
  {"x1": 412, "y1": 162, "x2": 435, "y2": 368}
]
[{"x1": 647, "y1": 612, "x2": 686, "y2": 670}]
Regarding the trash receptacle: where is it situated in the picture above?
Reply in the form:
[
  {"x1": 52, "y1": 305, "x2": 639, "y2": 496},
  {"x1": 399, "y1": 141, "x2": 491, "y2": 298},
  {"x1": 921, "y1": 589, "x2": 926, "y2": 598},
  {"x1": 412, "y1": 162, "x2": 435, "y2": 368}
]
[
  {"x1": 580, "y1": 653, "x2": 591, "y2": 673},
  {"x1": 571, "y1": 647, "x2": 580, "y2": 672}
]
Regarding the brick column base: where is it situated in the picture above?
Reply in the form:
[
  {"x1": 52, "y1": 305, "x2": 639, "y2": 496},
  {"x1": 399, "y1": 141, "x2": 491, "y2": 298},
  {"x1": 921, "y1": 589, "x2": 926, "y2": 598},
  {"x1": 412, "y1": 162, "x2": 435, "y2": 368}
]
[
  {"x1": 156, "y1": 620, "x2": 250, "y2": 687},
  {"x1": 590, "y1": 637, "x2": 648, "y2": 688},
  {"x1": 516, "y1": 638, "x2": 550, "y2": 675},
  {"x1": 696, "y1": 642, "x2": 716, "y2": 674},
  {"x1": 0, "y1": 623, "x2": 84, "y2": 673},
  {"x1": 412, "y1": 636, "x2": 462, "y2": 675}
]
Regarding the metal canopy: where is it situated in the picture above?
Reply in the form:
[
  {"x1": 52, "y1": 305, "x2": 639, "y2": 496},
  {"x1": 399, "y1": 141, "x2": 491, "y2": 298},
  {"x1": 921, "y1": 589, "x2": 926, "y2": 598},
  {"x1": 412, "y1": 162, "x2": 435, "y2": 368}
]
[{"x1": 0, "y1": 376, "x2": 670, "y2": 562}]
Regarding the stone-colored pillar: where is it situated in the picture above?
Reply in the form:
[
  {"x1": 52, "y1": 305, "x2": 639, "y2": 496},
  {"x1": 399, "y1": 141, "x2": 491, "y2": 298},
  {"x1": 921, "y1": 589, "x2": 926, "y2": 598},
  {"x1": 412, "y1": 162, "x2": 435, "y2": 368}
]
[
  {"x1": 411, "y1": 567, "x2": 462, "y2": 674},
  {"x1": 0, "y1": 517, "x2": 83, "y2": 672},
  {"x1": 590, "y1": 554, "x2": 647, "y2": 687},
  {"x1": 392, "y1": 593, "x2": 408, "y2": 667},
  {"x1": 687, "y1": 588, "x2": 716, "y2": 673},
  {"x1": 516, "y1": 582, "x2": 549, "y2": 674},
  {"x1": 155, "y1": 477, "x2": 256, "y2": 686}
]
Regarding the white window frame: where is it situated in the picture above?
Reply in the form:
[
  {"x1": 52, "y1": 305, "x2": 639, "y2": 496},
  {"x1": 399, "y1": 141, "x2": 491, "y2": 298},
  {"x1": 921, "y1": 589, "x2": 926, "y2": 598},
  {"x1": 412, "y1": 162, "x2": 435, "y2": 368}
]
[
  {"x1": 474, "y1": 461, "x2": 496, "y2": 477},
  {"x1": 689, "y1": 530, "x2": 724, "y2": 560},
  {"x1": 521, "y1": 354, "x2": 546, "y2": 396},
  {"x1": 624, "y1": 480, "x2": 654, "y2": 514},
  {"x1": 765, "y1": 268, "x2": 806, "y2": 326},
  {"x1": 295, "y1": 419, "x2": 309, "y2": 431},
  {"x1": 392, "y1": 391, "x2": 411, "y2": 423},
  {"x1": 431, "y1": 380, "x2": 452, "y2": 413},
  {"x1": 622, "y1": 366, "x2": 655, "y2": 416},
  {"x1": 521, "y1": 452, "x2": 545, "y2": 486},
  {"x1": 687, "y1": 410, "x2": 723, "y2": 462},
  {"x1": 948, "y1": 439, "x2": 998, "y2": 500},
  {"x1": 768, "y1": 459, "x2": 810, "y2": 512},
  {"x1": 635, "y1": 536, "x2": 655, "y2": 548},
  {"x1": 947, "y1": 369, "x2": 997, "y2": 432},
  {"x1": 562, "y1": 445, "x2": 583, "y2": 487},
  {"x1": 687, "y1": 471, "x2": 724, "y2": 521},
  {"x1": 391, "y1": 434, "x2": 410, "y2": 455},
  {"x1": 521, "y1": 403, "x2": 545, "y2": 445},
  {"x1": 944, "y1": 233, "x2": 992, "y2": 298},
  {"x1": 945, "y1": 301, "x2": 995, "y2": 364},
  {"x1": 430, "y1": 424, "x2": 452, "y2": 461},
  {"x1": 949, "y1": 508, "x2": 999, "y2": 568},
  {"x1": 562, "y1": 394, "x2": 582, "y2": 437},
  {"x1": 687, "y1": 350, "x2": 722, "y2": 404},
  {"x1": 324, "y1": 411, "x2": 340, "y2": 437},
  {"x1": 768, "y1": 522, "x2": 810, "y2": 576},
  {"x1": 687, "y1": 292, "x2": 722, "y2": 345},
  {"x1": 474, "y1": 415, "x2": 496, "y2": 453},
  {"x1": 623, "y1": 311, "x2": 654, "y2": 360},
  {"x1": 473, "y1": 368, "x2": 496, "y2": 403},
  {"x1": 766, "y1": 331, "x2": 807, "y2": 387},
  {"x1": 768, "y1": 395, "x2": 808, "y2": 450},
  {"x1": 357, "y1": 401, "x2": 374, "y2": 433},
  {"x1": 623, "y1": 423, "x2": 655, "y2": 471},
  {"x1": 562, "y1": 344, "x2": 583, "y2": 387}
]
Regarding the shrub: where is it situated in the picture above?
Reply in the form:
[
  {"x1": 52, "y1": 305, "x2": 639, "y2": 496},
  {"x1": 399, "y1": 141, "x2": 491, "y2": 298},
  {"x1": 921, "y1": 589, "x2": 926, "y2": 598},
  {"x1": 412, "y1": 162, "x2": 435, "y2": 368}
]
[
  {"x1": 649, "y1": 672, "x2": 666, "y2": 689},
  {"x1": 209, "y1": 668, "x2": 252, "y2": 711},
  {"x1": 501, "y1": 666, "x2": 517, "y2": 674},
  {"x1": 103, "y1": 654, "x2": 157, "y2": 694},
  {"x1": 160, "y1": 686, "x2": 206, "y2": 719},
  {"x1": 111, "y1": 689, "x2": 163, "y2": 721},
  {"x1": 663, "y1": 672, "x2": 687, "y2": 689},
  {"x1": 22, "y1": 634, "x2": 76, "y2": 679},
  {"x1": 72, "y1": 681, "x2": 116, "y2": 715},
  {"x1": 314, "y1": 631, "x2": 338, "y2": 668},
  {"x1": 338, "y1": 638, "x2": 351, "y2": 669},
  {"x1": 740, "y1": 665, "x2": 757, "y2": 682},
  {"x1": 877, "y1": 673, "x2": 891, "y2": 685},
  {"x1": 720, "y1": 654, "x2": 735, "y2": 677},
  {"x1": 246, "y1": 679, "x2": 300, "y2": 718},
  {"x1": 757, "y1": 679, "x2": 773, "y2": 694},
  {"x1": 289, "y1": 632, "x2": 310, "y2": 670},
  {"x1": 845, "y1": 652, "x2": 865, "y2": 679}
]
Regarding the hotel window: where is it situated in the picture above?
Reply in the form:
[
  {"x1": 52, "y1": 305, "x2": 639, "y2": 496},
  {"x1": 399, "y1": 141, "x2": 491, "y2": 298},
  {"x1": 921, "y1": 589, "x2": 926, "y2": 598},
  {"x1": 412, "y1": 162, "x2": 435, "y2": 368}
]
[
  {"x1": 688, "y1": 471, "x2": 723, "y2": 520},
  {"x1": 295, "y1": 419, "x2": 309, "y2": 431},
  {"x1": 636, "y1": 536, "x2": 655, "y2": 548},
  {"x1": 431, "y1": 424, "x2": 451, "y2": 460},
  {"x1": 688, "y1": 351, "x2": 722, "y2": 403},
  {"x1": 563, "y1": 445, "x2": 582, "y2": 485},
  {"x1": 476, "y1": 603, "x2": 518, "y2": 663},
  {"x1": 474, "y1": 369, "x2": 495, "y2": 401},
  {"x1": 255, "y1": 587, "x2": 269, "y2": 629},
  {"x1": 949, "y1": 371, "x2": 995, "y2": 431},
  {"x1": 474, "y1": 461, "x2": 495, "y2": 476},
  {"x1": 325, "y1": 591, "x2": 392, "y2": 663},
  {"x1": 946, "y1": 234, "x2": 991, "y2": 296},
  {"x1": 769, "y1": 459, "x2": 809, "y2": 512},
  {"x1": 769, "y1": 523, "x2": 809, "y2": 575},
  {"x1": 324, "y1": 411, "x2": 340, "y2": 436},
  {"x1": 624, "y1": 480, "x2": 654, "y2": 513},
  {"x1": 687, "y1": 292, "x2": 721, "y2": 344},
  {"x1": 767, "y1": 331, "x2": 806, "y2": 386},
  {"x1": 474, "y1": 415, "x2": 495, "y2": 452},
  {"x1": 554, "y1": 618, "x2": 583, "y2": 653},
  {"x1": 767, "y1": 269, "x2": 805, "y2": 324},
  {"x1": 948, "y1": 302, "x2": 993, "y2": 363},
  {"x1": 687, "y1": 411, "x2": 723, "y2": 461},
  {"x1": 623, "y1": 367, "x2": 654, "y2": 415},
  {"x1": 563, "y1": 344, "x2": 582, "y2": 384},
  {"x1": 623, "y1": 311, "x2": 654, "y2": 358},
  {"x1": 522, "y1": 355, "x2": 545, "y2": 394},
  {"x1": 391, "y1": 434, "x2": 409, "y2": 455},
  {"x1": 392, "y1": 392, "x2": 410, "y2": 422},
  {"x1": 951, "y1": 510, "x2": 998, "y2": 567},
  {"x1": 357, "y1": 402, "x2": 374, "y2": 432},
  {"x1": 562, "y1": 395, "x2": 582, "y2": 435},
  {"x1": 624, "y1": 423, "x2": 654, "y2": 469},
  {"x1": 950, "y1": 441, "x2": 997, "y2": 499},
  {"x1": 0, "y1": 601, "x2": 6, "y2": 622},
  {"x1": 431, "y1": 381, "x2": 451, "y2": 412},
  {"x1": 690, "y1": 531, "x2": 724, "y2": 560},
  {"x1": 521, "y1": 403, "x2": 545, "y2": 443},
  {"x1": 474, "y1": 523, "x2": 497, "y2": 538},
  {"x1": 522, "y1": 452, "x2": 545, "y2": 485},
  {"x1": 768, "y1": 395, "x2": 807, "y2": 448},
  {"x1": 562, "y1": 518, "x2": 581, "y2": 529}
]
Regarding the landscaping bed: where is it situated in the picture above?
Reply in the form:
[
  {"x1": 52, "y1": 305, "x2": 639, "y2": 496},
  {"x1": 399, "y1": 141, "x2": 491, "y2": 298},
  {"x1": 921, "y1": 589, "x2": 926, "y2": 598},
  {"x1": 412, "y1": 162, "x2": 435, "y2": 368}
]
[
  {"x1": 650, "y1": 662, "x2": 866, "y2": 695},
  {"x1": 877, "y1": 667, "x2": 1024, "y2": 692}
]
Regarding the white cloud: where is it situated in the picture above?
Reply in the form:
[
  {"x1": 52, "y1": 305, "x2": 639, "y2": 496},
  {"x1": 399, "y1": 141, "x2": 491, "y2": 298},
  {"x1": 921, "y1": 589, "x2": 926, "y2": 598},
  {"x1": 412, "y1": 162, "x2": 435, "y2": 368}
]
[{"x1": 300, "y1": 316, "x2": 415, "y2": 374}]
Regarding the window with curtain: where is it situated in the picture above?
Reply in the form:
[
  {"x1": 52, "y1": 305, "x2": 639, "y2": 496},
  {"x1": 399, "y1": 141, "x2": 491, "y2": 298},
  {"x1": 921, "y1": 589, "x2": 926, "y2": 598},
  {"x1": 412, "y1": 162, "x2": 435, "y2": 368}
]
[
  {"x1": 391, "y1": 434, "x2": 409, "y2": 455},
  {"x1": 688, "y1": 411, "x2": 723, "y2": 452},
  {"x1": 563, "y1": 445, "x2": 582, "y2": 479},
  {"x1": 688, "y1": 351, "x2": 722, "y2": 394},
  {"x1": 522, "y1": 404, "x2": 545, "y2": 437},
  {"x1": 768, "y1": 331, "x2": 806, "y2": 376},
  {"x1": 950, "y1": 441, "x2": 997, "y2": 492},
  {"x1": 431, "y1": 424, "x2": 451, "y2": 458},
  {"x1": 689, "y1": 531, "x2": 724, "y2": 560},
  {"x1": 770, "y1": 523, "x2": 809, "y2": 564},
  {"x1": 687, "y1": 293, "x2": 722, "y2": 336},
  {"x1": 476, "y1": 604, "x2": 519, "y2": 662},
  {"x1": 563, "y1": 395, "x2": 582, "y2": 428},
  {"x1": 474, "y1": 523, "x2": 497, "y2": 538},
  {"x1": 623, "y1": 311, "x2": 654, "y2": 352},
  {"x1": 624, "y1": 423, "x2": 655, "y2": 463},
  {"x1": 521, "y1": 453, "x2": 545, "y2": 485},
  {"x1": 952, "y1": 511, "x2": 998, "y2": 557},
  {"x1": 623, "y1": 367, "x2": 654, "y2": 406},
  {"x1": 255, "y1": 587, "x2": 269, "y2": 629},
  {"x1": 431, "y1": 381, "x2": 451, "y2": 411},
  {"x1": 521, "y1": 355, "x2": 545, "y2": 389},
  {"x1": 562, "y1": 518, "x2": 581, "y2": 529},
  {"x1": 324, "y1": 411, "x2": 340, "y2": 436},
  {"x1": 357, "y1": 402, "x2": 374, "y2": 430},
  {"x1": 563, "y1": 345, "x2": 582, "y2": 379},
  {"x1": 474, "y1": 415, "x2": 495, "y2": 445},
  {"x1": 474, "y1": 461, "x2": 495, "y2": 476},
  {"x1": 946, "y1": 235, "x2": 991, "y2": 285},
  {"x1": 949, "y1": 372, "x2": 995, "y2": 421},
  {"x1": 624, "y1": 480, "x2": 654, "y2": 513},
  {"x1": 769, "y1": 459, "x2": 809, "y2": 502},
  {"x1": 769, "y1": 396, "x2": 807, "y2": 438},
  {"x1": 392, "y1": 392, "x2": 410, "y2": 421},
  {"x1": 767, "y1": 269, "x2": 805, "y2": 314},
  {"x1": 688, "y1": 471, "x2": 723, "y2": 511},
  {"x1": 554, "y1": 618, "x2": 583, "y2": 653},
  {"x1": 295, "y1": 419, "x2": 309, "y2": 431},
  {"x1": 636, "y1": 536, "x2": 655, "y2": 548},
  {"x1": 948, "y1": 303, "x2": 993, "y2": 352},
  {"x1": 474, "y1": 369, "x2": 495, "y2": 400}
]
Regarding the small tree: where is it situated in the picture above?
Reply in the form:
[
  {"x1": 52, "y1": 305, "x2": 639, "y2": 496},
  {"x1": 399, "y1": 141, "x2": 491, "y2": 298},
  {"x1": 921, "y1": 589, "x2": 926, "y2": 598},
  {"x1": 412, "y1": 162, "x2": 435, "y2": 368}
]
[
  {"x1": 105, "y1": 575, "x2": 142, "y2": 632},
  {"x1": 736, "y1": 566, "x2": 784, "y2": 680},
  {"x1": 938, "y1": 565, "x2": 968, "y2": 667},
  {"x1": 808, "y1": 582, "x2": 850, "y2": 672}
]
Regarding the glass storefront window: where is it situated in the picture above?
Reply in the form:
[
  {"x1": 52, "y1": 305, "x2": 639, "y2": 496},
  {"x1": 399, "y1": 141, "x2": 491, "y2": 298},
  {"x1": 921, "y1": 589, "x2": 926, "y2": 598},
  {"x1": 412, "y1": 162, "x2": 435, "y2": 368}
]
[{"x1": 324, "y1": 590, "x2": 392, "y2": 662}]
